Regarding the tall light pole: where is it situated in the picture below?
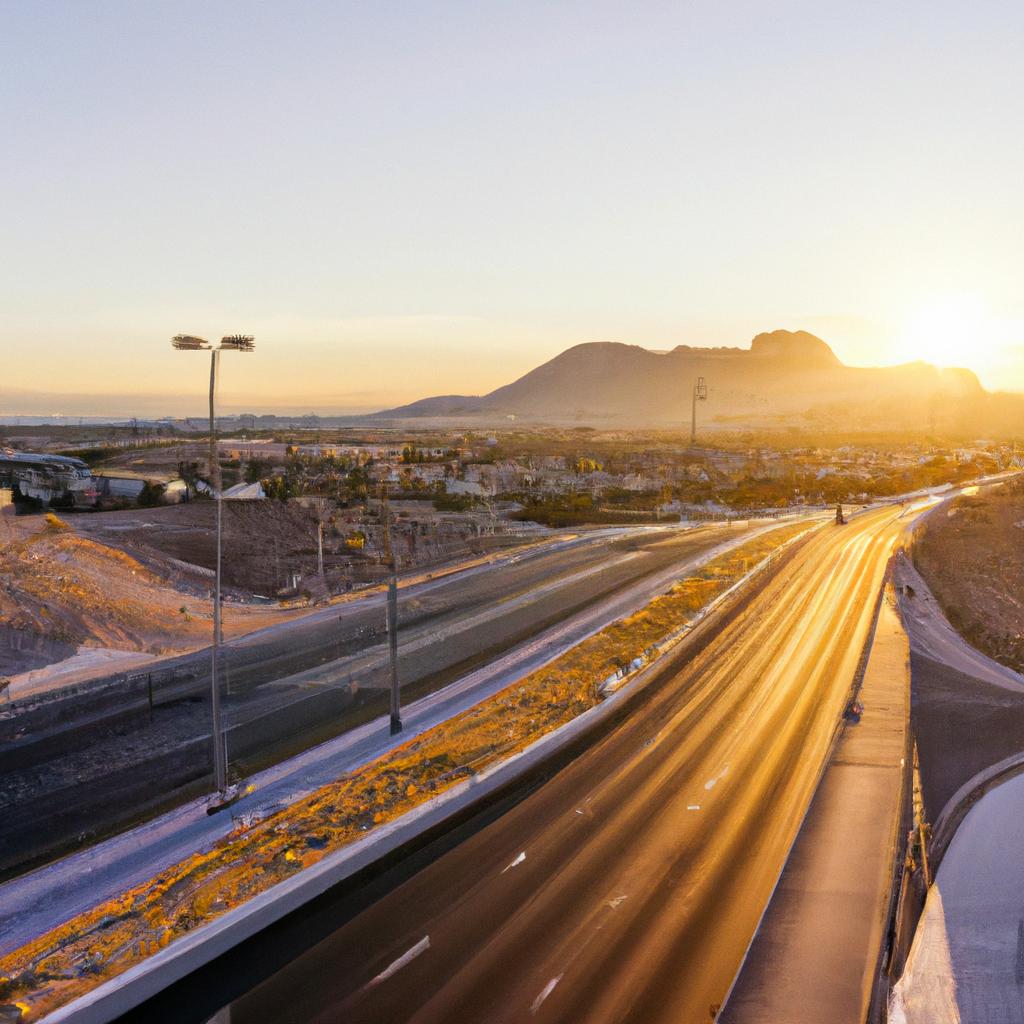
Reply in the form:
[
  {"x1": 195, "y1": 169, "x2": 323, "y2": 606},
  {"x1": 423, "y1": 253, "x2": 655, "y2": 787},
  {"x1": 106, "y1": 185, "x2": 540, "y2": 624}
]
[
  {"x1": 690, "y1": 375, "x2": 708, "y2": 447},
  {"x1": 171, "y1": 333, "x2": 255, "y2": 803}
]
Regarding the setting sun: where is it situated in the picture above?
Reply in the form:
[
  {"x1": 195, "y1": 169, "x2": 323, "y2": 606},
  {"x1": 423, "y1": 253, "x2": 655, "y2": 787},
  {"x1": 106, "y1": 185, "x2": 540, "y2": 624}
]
[{"x1": 893, "y1": 293, "x2": 995, "y2": 368}]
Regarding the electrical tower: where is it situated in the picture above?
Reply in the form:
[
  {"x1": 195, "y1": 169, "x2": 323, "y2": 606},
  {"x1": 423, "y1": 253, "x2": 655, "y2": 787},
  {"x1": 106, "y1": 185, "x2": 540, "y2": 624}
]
[{"x1": 690, "y1": 376, "x2": 708, "y2": 447}]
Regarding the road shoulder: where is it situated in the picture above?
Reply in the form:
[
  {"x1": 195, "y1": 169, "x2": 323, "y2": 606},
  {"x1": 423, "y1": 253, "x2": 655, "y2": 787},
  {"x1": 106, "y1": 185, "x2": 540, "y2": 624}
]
[{"x1": 722, "y1": 587, "x2": 910, "y2": 1024}]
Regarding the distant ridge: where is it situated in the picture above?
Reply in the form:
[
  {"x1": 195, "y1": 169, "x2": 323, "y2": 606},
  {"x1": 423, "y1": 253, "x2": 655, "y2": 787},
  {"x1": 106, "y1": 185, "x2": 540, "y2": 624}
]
[{"x1": 375, "y1": 329, "x2": 986, "y2": 429}]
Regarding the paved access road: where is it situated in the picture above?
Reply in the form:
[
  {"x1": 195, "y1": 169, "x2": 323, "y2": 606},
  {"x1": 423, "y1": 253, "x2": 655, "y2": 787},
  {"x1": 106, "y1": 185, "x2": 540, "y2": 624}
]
[{"x1": 225, "y1": 506, "x2": 917, "y2": 1024}]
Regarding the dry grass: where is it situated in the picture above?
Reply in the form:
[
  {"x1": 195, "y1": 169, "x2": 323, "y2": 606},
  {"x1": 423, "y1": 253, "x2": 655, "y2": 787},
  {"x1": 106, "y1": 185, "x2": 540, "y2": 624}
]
[{"x1": 0, "y1": 520, "x2": 811, "y2": 1021}]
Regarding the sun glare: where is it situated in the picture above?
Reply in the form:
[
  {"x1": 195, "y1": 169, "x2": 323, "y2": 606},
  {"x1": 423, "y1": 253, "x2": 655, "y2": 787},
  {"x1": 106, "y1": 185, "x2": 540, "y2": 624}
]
[{"x1": 894, "y1": 293, "x2": 993, "y2": 368}]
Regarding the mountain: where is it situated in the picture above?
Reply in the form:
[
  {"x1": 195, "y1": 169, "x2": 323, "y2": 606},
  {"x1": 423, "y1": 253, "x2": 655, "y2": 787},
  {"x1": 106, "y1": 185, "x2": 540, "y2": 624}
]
[{"x1": 375, "y1": 330, "x2": 990, "y2": 431}]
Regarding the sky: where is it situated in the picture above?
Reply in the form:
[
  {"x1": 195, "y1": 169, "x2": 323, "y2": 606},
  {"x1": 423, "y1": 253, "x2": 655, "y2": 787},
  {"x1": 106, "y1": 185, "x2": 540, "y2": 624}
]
[{"x1": 2, "y1": 0, "x2": 1023, "y2": 415}]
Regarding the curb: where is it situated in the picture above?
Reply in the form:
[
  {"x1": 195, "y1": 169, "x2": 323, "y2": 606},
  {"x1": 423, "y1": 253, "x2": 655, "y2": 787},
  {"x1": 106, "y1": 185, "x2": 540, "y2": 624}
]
[{"x1": 928, "y1": 751, "x2": 1024, "y2": 873}]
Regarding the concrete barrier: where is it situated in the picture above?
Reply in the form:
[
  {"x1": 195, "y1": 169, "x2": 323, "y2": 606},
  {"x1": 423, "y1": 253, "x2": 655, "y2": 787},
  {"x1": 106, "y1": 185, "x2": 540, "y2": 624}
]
[{"x1": 928, "y1": 751, "x2": 1024, "y2": 873}]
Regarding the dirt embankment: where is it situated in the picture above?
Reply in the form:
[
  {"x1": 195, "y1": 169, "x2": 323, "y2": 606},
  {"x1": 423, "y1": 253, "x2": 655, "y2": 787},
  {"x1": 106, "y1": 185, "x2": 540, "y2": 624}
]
[
  {"x1": 0, "y1": 513, "x2": 295, "y2": 676},
  {"x1": 913, "y1": 478, "x2": 1024, "y2": 674},
  {"x1": 73, "y1": 500, "x2": 529, "y2": 599},
  {"x1": 73, "y1": 502, "x2": 331, "y2": 596},
  {"x1": 1, "y1": 499, "x2": 534, "y2": 680}
]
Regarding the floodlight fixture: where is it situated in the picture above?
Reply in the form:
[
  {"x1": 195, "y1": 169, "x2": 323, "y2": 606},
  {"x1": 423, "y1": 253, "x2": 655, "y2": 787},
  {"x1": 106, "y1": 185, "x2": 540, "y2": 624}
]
[
  {"x1": 219, "y1": 335, "x2": 255, "y2": 352},
  {"x1": 172, "y1": 334, "x2": 212, "y2": 351}
]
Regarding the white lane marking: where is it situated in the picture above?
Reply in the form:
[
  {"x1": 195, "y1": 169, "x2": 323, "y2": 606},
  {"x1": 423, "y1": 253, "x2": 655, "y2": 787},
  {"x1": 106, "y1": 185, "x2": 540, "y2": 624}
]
[
  {"x1": 502, "y1": 851, "x2": 527, "y2": 873},
  {"x1": 368, "y1": 935, "x2": 430, "y2": 986},
  {"x1": 531, "y1": 974, "x2": 564, "y2": 1014},
  {"x1": 704, "y1": 764, "x2": 730, "y2": 791},
  {"x1": 687, "y1": 804, "x2": 701, "y2": 811}
]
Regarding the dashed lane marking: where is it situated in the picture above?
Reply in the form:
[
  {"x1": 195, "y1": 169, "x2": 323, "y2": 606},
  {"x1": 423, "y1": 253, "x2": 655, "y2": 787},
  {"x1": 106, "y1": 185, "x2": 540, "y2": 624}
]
[
  {"x1": 704, "y1": 764, "x2": 730, "y2": 791},
  {"x1": 502, "y1": 851, "x2": 527, "y2": 873},
  {"x1": 531, "y1": 975, "x2": 564, "y2": 1014},
  {"x1": 368, "y1": 936, "x2": 430, "y2": 987}
]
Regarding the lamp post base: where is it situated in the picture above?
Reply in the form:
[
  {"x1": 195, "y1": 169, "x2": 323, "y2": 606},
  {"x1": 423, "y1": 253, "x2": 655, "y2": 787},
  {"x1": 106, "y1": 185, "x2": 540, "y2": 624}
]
[{"x1": 205, "y1": 784, "x2": 243, "y2": 815}]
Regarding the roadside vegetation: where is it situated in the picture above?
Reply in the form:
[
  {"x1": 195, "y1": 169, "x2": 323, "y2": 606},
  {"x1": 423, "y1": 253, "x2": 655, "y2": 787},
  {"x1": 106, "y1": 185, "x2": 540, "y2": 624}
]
[
  {"x1": 511, "y1": 492, "x2": 663, "y2": 527},
  {"x1": 0, "y1": 519, "x2": 814, "y2": 1021}
]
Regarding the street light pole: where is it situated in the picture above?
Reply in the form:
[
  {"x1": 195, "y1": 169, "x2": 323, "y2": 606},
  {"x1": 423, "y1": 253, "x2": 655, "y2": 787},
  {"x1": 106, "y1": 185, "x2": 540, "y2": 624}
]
[
  {"x1": 208, "y1": 346, "x2": 229, "y2": 793},
  {"x1": 172, "y1": 333, "x2": 254, "y2": 802}
]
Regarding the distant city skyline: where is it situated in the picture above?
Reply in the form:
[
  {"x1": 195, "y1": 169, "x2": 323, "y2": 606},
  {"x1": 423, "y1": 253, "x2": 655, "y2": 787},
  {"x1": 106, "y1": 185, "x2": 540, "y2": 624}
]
[{"x1": 3, "y1": 1, "x2": 1022, "y2": 411}]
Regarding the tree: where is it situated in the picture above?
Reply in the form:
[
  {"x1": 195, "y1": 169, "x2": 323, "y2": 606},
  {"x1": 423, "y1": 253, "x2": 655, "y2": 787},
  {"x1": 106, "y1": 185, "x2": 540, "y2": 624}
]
[
  {"x1": 263, "y1": 475, "x2": 292, "y2": 501},
  {"x1": 245, "y1": 458, "x2": 272, "y2": 484},
  {"x1": 138, "y1": 481, "x2": 166, "y2": 507},
  {"x1": 177, "y1": 460, "x2": 202, "y2": 490}
]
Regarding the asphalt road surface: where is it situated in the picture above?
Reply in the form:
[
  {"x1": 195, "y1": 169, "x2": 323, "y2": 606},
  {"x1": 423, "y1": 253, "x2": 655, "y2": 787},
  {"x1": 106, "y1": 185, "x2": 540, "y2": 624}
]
[
  {"x1": 1, "y1": 522, "x2": 764, "y2": 875},
  {"x1": 0, "y1": 520, "x2": 788, "y2": 951},
  {"x1": 222, "y1": 506, "x2": 913, "y2": 1024}
]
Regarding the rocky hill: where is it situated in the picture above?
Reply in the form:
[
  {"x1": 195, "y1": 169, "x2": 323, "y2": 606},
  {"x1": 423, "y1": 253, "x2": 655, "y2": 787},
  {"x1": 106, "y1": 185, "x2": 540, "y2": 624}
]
[{"x1": 376, "y1": 330, "x2": 989, "y2": 431}]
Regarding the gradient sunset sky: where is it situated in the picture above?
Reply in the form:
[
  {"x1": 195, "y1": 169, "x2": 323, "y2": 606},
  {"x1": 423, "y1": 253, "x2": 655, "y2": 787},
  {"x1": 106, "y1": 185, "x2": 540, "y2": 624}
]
[{"x1": 3, "y1": 1, "x2": 1022, "y2": 414}]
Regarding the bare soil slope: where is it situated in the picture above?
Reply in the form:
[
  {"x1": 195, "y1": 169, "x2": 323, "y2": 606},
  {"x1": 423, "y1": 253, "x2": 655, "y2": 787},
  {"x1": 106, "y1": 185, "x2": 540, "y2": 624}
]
[
  {"x1": 913, "y1": 478, "x2": 1024, "y2": 673},
  {"x1": 0, "y1": 513, "x2": 295, "y2": 675}
]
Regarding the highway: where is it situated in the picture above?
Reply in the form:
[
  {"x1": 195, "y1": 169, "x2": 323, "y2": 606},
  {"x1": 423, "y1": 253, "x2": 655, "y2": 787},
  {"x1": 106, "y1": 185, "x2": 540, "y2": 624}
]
[
  {"x1": 218, "y1": 506, "x2": 914, "y2": 1024},
  {"x1": 0, "y1": 520, "x2": 792, "y2": 952},
  {"x1": 3, "y1": 525, "x2": 750, "y2": 873}
]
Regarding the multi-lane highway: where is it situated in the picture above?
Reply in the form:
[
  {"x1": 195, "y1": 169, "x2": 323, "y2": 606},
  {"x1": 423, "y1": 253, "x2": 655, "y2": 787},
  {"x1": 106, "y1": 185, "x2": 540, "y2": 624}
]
[
  {"x1": 0, "y1": 521, "x2": 778, "y2": 896},
  {"x1": 1, "y1": 526, "x2": 737, "y2": 866},
  {"x1": 218, "y1": 505, "x2": 913, "y2": 1024}
]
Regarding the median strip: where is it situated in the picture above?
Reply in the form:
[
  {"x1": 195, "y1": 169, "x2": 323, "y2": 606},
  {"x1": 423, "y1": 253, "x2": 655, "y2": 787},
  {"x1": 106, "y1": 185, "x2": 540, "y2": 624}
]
[{"x1": 0, "y1": 520, "x2": 815, "y2": 1023}]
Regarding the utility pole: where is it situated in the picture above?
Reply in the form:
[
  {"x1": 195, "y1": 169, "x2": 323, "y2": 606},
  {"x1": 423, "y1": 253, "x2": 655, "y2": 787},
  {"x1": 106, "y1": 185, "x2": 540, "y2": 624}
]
[
  {"x1": 380, "y1": 485, "x2": 402, "y2": 735},
  {"x1": 316, "y1": 496, "x2": 326, "y2": 578},
  {"x1": 690, "y1": 376, "x2": 708, "y2": 447}
]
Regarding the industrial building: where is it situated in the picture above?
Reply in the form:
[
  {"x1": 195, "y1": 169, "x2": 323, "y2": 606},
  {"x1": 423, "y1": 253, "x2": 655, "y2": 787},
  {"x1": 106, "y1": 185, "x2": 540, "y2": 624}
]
[{"x1": 0, "y1": 449, "x2": 96, "y2": 509}]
